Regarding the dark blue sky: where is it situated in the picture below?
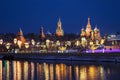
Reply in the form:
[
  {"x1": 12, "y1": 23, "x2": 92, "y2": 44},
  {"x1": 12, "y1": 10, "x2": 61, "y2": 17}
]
[{"x1": 0, "y1": 0, "x2": 120, "y2": 35}]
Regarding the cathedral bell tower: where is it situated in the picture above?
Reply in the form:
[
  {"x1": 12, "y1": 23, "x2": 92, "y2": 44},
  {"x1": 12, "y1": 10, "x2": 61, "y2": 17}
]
[{"x1": 56, "y1": 18, "x2": 64, "y2": 37}]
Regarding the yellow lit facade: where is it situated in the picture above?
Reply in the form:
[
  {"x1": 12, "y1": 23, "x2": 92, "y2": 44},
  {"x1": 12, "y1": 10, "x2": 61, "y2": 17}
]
[
  {"x1": 56, "y1": 18, "x2": 64, "y2": 37},
  {"x1": 80, "y1": 18, "x2": 101, "y2": 41}
]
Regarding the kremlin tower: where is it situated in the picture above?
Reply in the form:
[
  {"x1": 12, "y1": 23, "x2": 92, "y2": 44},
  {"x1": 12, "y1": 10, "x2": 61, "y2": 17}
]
[
  {"x1": 56, "y1": 18, "x2": 64, "y2": 37},
  {"x1": 16, "y1": 28, "x2": 26, "y2": 45},
  {"x1": 40, "y1": 27, "x2": 45, "y2": 39}
]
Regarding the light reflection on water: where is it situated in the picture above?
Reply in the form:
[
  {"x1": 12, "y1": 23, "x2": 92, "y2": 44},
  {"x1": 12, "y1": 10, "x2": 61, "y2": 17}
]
[{"x1": 0, "y1": 60, "x2": 120, "y2": 80}]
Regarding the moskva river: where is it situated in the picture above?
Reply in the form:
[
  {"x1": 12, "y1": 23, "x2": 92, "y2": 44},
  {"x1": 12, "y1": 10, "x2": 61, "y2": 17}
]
[{"x1": 0, "y1": 60, "x2": 120, "y2": 80}]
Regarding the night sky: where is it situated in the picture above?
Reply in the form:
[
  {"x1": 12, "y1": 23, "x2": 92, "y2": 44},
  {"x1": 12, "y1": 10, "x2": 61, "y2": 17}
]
[{"x1": 0, "y1": 0, "x2": 120, "y2": 36}]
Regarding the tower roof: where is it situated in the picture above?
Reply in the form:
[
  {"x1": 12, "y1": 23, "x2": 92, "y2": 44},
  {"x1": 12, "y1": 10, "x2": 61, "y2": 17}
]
[
  {"x1": 18, "y1": 28, "x2": 23, "y2": 36},
  {"x1": 58, "y1": 18, "x2": 62, "y2": 25},
  {"x1": 94, "y1": 27, "x2": 100, "y2": 31},
  {"x1": 56, "y1": 18, "x2": 64, "y2": 37},
  {"x1": 40, "y1": 26, "x2": 45, "y2": 39},
  {"x1": 17, "y1": 28, "x2": 26, "y2": 45},
  {"x1": 86, "y1": 17, "x2": 92, "y2": 28},
  {"x1": 86, "y1": 18, "x2": 92, "y2": 30},
  {"x1": 94, "y1": 27, "x2": 98, "y2": 31},
  {"x1": 58, "y1": 18, "x2": 61, "y2": 22},
  {"x1": 87, "y1": 17, "x2": 91, "y2": 25},
  {"x1": 81, "y1": 28, "x2": 84, "y2": 30}
]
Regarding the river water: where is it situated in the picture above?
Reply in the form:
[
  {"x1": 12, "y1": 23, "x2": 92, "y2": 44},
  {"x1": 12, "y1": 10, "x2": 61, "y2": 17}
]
[{"x1": 0, "y1": 60, "x2": 120, "y2": 80}]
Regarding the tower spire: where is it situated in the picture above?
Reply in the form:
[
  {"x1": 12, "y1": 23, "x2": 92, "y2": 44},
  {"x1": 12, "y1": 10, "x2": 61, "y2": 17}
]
[
  {"x1": 56, "y1": 18, "x2": 64, "y2": 37},
  {"x1": 18, "y1": 28, "x2": 23, "y2": 36},
  {"x1": 17, "y1": 28, "x2": 26, "y2": 46},
  {"x1": 58, "y1": 17, "x2": 61, "y2": 22},
  {"x1": 87, "y1": 17, "x2": 90, "y2": 25},
  {"x1": 40, "y1": 26, "x2": 45, "y2": 39}
]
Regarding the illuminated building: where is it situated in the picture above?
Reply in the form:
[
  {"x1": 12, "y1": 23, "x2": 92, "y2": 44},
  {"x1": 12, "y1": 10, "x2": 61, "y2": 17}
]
[
  {"x1": 93, "y1": 27, "x2": 101, "y2": 40},
  {"x1": 16, "y1": 28, "x2": 26, "y2": 46},
  {"x1": 105, "y1": 34, "x2": 120, "y2": 49},
  {"x1": 40, "y1": 27, "x2": 45, "y2": 39},
  {"x1": 56, "y1": 18, "x2": 64, "y2": 37},
  {"x1": 80, "y1": 18, "x2": 101, "y2": 44},
  {"x1": 81, "y1": 28, "x2": 86, "y2": 37}
]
